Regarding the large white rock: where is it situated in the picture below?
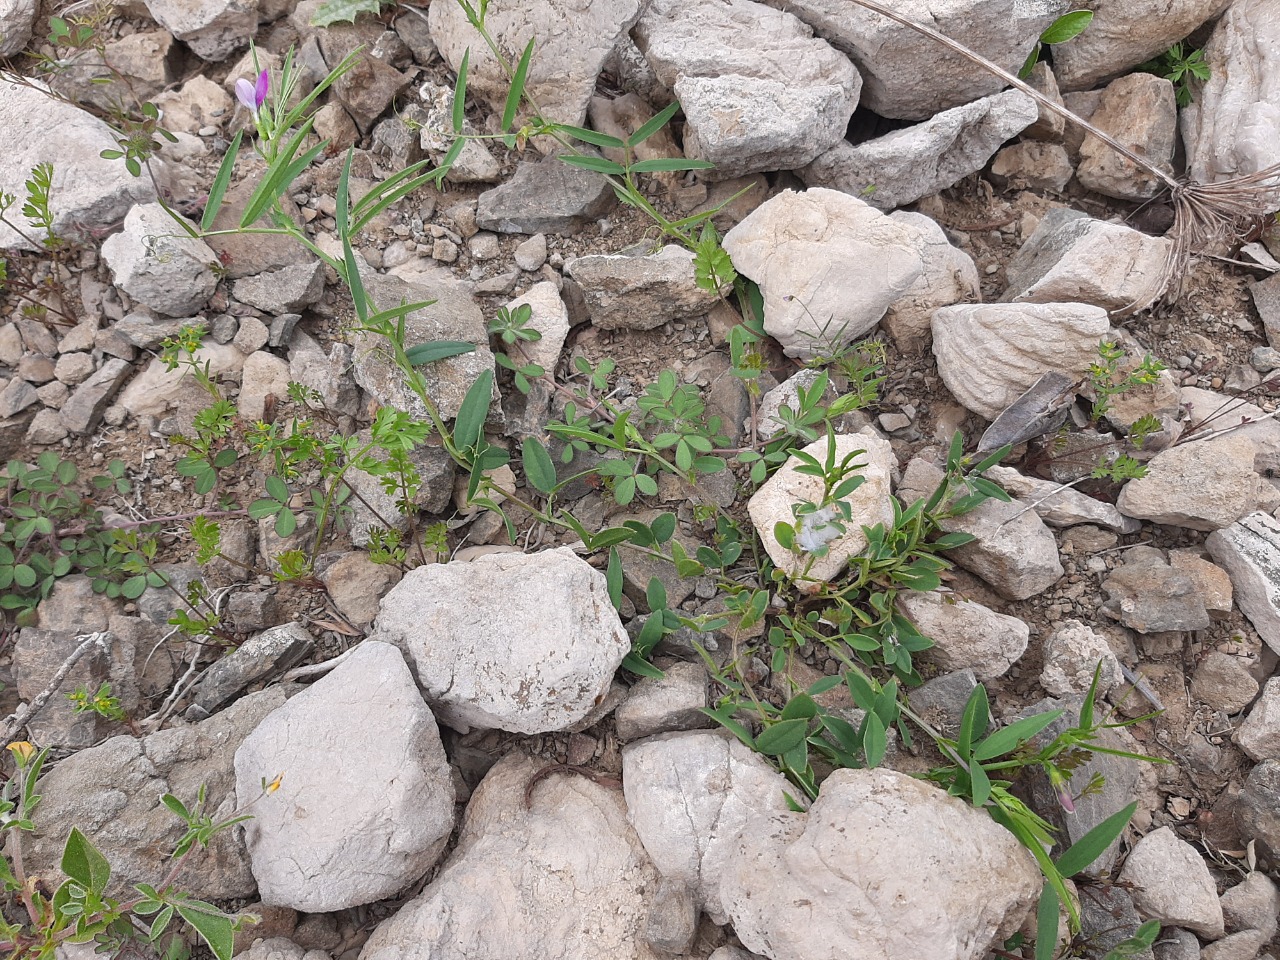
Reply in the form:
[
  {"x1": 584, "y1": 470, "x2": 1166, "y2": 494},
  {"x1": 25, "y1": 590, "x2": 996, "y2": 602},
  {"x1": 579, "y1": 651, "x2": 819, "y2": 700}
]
[
  {"x1": 623, "y1": 731, "x2": 799, "y2": 925},
  {"x1": 101, "y1": 203, "x2": 218, "y2": 317},
  {"x1": 369, "y1": 547, "x2": 631, "y2": 733},
  {"x1": 1118, "y1": 826, "x2": 1225, "y2": 938},
  {"x1": 633, "y1": 0, "x2": 861, "y2": 179},
  {"x1": 1118, "y1": 435, "x2": 1279, "y2": 531},
  {"x1": 1053, "y1": 0, "x2": 1228, "y2": 91},
  {"x1": 0, "y1": 79, "x2": 159, "y2": 250},
  {"x1": 1237, "y1": 677, "x2": 1280, "y2": 762},
  {"x1": 234, "y1": 642, "x2": 455, "y2": 911},
  {"x1": 755, "y1": 0, "x2": 1069, "y2": 120},
  {"x1": 800, "y1": 89, "x2": 1038, "y2": 211},
  {"x1": 880, "y1": 212, "x2": 980, "y2": 345},
  {"x1": 144, "y1": 0, "x2": 256, "y2": 60},
  {"x1": 358, "y1": 753, "x2": 660, "y2": 960},
  {"x1": 720, "y1": 768, "x2": 1042, "y2": 960},
  {"x1": 429, "y1": 0, "x2": 639, "y2": 133},
  {"x1": 898, "y1": 590, "x2": 1029, "y2": 680},
  {"x1": 0, "y1": 0, "x2": 37, "y2": 58},
  {"x1": 932, "y1": 302, "x2": 1109, "y2": 420},
  {"x1": 1003, "y1": 211, "x2": 1171, "y2": 311},
  {"x1": 1180, "y1": 386, "x2": 1280, "y2": 475},
  {"x1": 723, "y1": 188, "x2": 925, "y2": 360},
  {"x1": 1183, "y1": 0, "x2": 1280, "y2": 183},
  {"x1": 747, "y1": 431, "x2": 896, "y2": 588},
  {"x1": 1206, "y1": 512, "x2": 1280, "y2": 657}
]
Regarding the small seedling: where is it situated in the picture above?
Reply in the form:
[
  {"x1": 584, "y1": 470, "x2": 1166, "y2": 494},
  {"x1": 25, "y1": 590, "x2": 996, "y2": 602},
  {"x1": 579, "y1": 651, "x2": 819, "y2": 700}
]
[{"x1": 1138, "y1": 40, "x2": 1210, "y2": 107}]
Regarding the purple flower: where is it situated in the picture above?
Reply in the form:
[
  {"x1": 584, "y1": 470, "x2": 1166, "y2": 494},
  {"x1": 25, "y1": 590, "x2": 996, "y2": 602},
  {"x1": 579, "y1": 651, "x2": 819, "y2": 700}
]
[
  {"x1": 235, "y1": 69, "x2": 269, "y2": 117},
  {"x1": 1047, "y1": 767, "x2": 1075, "y2": 814}
]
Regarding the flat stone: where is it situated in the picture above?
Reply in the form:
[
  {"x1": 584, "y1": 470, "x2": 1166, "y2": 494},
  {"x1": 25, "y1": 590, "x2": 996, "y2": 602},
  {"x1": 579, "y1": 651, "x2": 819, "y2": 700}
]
[
  {"x1": 1236, "y1": 759, "x2": 1280, "y2": 862},
  {"x1": 0, "y1": 0, "x2": 37, "y2": 58},
  {"x1": 1101, "y1": 549, "x2": 1211, "y2": 633},
  {"x1": 101, "y1": 203, "x2": 217, "y2": 317},
  {"x1": 193, "y1": 623, "x2": 313, "y2": 715},
  {"x1": 880, "y1": 211, "x2": 980, "y2": 346},
  {"x1": 60, "y1": 358, "x2": 130, "y2": 434},
  {"x1": 566, "y1": 245, "x2": 720, "y2": 331},
  {"x1": 614, "y1": 661, "x2": 711, "y2": 740},
  {"x1": 1220, "y1": 871, "x2": 1280, "y2": 940},
  {"x1": 144, "y1": 0, "x2": 255, "y2": 59},
  {"x1": 1206, "y1": 512, "x2": 1280, "y2": 656},
  {"x1": 1040, "y1": 620, "x2": 1123, "y2": 698},
  {"x1": 476, "y1": 151, "x2": 615, "y2": 235},
  {"x1": 987, "y1": 465, "x2": 1140, "y2": 533},
  {"x1": 1119, "y1": 826, "x2": 1225, "y2": 938},
  {"x1": 899, "y1": 591, "x2": 1029, "y2": 680},
  {"x1": 232, "y1": 263, "x2": 324, "y2": 315},
  {"x1": 1237, "y1": 677, "x2": 1280, "y2": 762},
  {"x1": 989, "y1": 141, "x2": 1075, "y2": 193},
  {"x1": 801, "y1": 90, "x2": 1038, "y2": 210}
]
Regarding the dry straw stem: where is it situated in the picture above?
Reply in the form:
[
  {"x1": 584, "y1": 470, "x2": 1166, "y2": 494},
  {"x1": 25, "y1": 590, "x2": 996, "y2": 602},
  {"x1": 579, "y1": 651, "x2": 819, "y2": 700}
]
[{"x1": 846, "y1": 0, "x2": 1280, "y2": 313}]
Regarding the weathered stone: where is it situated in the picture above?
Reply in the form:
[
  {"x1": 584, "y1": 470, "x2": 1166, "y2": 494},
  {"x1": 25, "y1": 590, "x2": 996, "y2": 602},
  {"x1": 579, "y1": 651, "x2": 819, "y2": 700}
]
[
  {"x1": 1236, "y1": 760, "x2": 1280, "y2": 862},
  {"x1": 755, "y1": 0, "x2": 1070, "y2": 120},
  {"x1": 721, "y1": 768, "x2": 1042, "y2": 960},
  {"x1": 1183, "y1": 0, "x2": 1280, "y2": 184},
  {"x1": 238, "y1": 351, "x2": 290, "y2": 422},
  {"x1": 899, "y1": 591, "x2": 1029, "y2": 680},
  {"x1": 0, "y1": 0, "x2": 37, "y2": 57},
  {"x1": 332, "y1": 54, "x2": 411, "y2": 133},
  {"x1": 986, "y1": 465, "x2": 1139, "y2": 533},
  {"x1": 235, "y1": 642, "x2": 454, "y2": 911},
  {"x1": 193, "y1": 623, "x2": 313, "y2": 714},
  {"x1": 643, "y1": 878, "x2": 697, "y2": 956},
  {"x1": 1220, "y1": 871, "x2": 1280, "y2": 940},
  {"x1": 144, "y1": 0, "x2": 255, "y2": 60},
  {"x1": 932, "y1": 302, "x2": 1109, "y2": 420},
  {"x1": 1101, "y1": 549, "x2": 1211, "y2": 634},
  {"x1": 0, "y1": 79, "x2": 159, "y2": 250},
  {"x1": 476, "y1": 151, "x2": 615, "y2": 234},
  {"x1": 801, "y1": 90, "x2": 1038, "y2": 210},
  {"x1": 369, "y1": 548, "x2": 629, "y2": 733},
  {"x1": 60, "y1": 358, "x2": 130, "y2": 434},
  {"x1": 342, "y1": 431, "x2": 455, "y2": 546},
  {"x1": 633, "y1": 0, "x2": 860, "y2": 179},
  {"x1": 318, "y1": 552, "x2": 401, "y2": 629},
  {"x1": 566, "y1": 245, "x2": 720, "y2": 331},
  {"x1": 880, "y1": 212, "x2": 980, "y2": 346},
  {"x1": 989, "y1": 141, "x2": 1075, "y2": 193},
  {"x1": 622, "y1": 730, "x2": 802, "y2": 924},
  {"x1": 747, "y1": 431, "x2": 895, "y2": 588},
  {"x1": 102, "y1": 203, "x2": 217, "y2": 317},
  {"x1": 50, "y1": 31, "x2": 179, "y2": 113},
  {"x1": 1080, "y1": 886, "x2": 1155, "y2": 960},
  {"x1": 232, "y1": 263, "x2": 324, "y2": 315},
  {"x1": 1206, "y1": 512, "x2": 1280, "y2": 656},
  {"x1": 205, "y1": 179, "x2": 312, "y2": 279},
  {"x1": 723, "y1": 188, "x2": 925, "y2": 359},
  {"x1": 1040, "y1": 620, "x2": 1123, "y2": 698},
  {"x1": 1022, "y1": 62, "x2": 1066, "y2": 141},
  {"x1": 429, "y1": 0, "x2": 639, "y2": 132},
  {"x1": 614, "y1": 662, "x2": 710, "y2": 741},
  {"x1": 1076, "y1": 73, "x2": 1178, "y2": 200},
  {"x1": 1119, "y1": 435, "x2": 1278, "y2": 531},
  {"x1": 1237, "y1": 677, "x2": 1280, "y2": 762},
  {"x1": 1119, "y1": 826, "x2": 1225, "y2": 938},
  {"x1": 1171, "y1": 551, "x2": 1234, "y2": 620},
  {"x1": 1181, "y1": 387, "x2": 1280, "y2": 475},
  {"x1": 358, "y1": 753, "x2": 658, "y2": 960},
  {"x1": 1003, "y1": 210, "x2": 1171, "y2": 311}
]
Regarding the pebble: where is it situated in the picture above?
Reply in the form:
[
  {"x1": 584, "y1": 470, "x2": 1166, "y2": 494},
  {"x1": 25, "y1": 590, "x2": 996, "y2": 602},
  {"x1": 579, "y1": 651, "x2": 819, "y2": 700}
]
[
  {"x1": 432, "y1": 239, "x2": 459, "y2": 263},
  {"x1": 469, "y1": 232, "x2": 500, "y2": 261},
  {"x1": 1252, "y1": 347, "x2": 1280, "y2": 373},
  {"x1": 198, "y1": 126, "x2": 218, "y2": 137}
]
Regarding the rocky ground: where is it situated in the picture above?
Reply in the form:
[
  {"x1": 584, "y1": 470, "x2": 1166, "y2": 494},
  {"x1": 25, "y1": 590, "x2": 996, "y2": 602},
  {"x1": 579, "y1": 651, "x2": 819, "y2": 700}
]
[{"x1": 1, "y1": 0, "x2": 1280, "y2": 959}]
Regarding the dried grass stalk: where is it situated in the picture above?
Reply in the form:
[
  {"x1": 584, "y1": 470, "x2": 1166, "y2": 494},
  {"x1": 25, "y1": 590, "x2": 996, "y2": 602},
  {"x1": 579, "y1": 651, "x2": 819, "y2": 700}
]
[{"x1": 845, "y1": 0, "x2": 1280, "y2": 313}]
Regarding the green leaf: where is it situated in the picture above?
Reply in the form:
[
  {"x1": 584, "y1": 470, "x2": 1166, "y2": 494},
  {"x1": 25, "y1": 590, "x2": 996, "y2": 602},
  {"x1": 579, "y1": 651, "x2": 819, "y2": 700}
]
[
  {"x1": 622, "y1": 651, "x2": 664, "y2": 678},
  {"x1": 520, "y1": 436, "x2": 557, "y2": 494},
  {"x1": 160, "y1": 794, "x2": 190, "y2": 820},
  {"x1": 405, "y1": 340, "x2": 475, "y2": 365},
  {"x1": 781, "y1": 693, "x2": 818, "y2": 721},
  {"x1": 239, "y1": 118, "x2": 324, "y2": 229},
  {"x1": 1039, "y1": 9, "x2": 1093, "y2": 44},
  {"x1": 628, "y1": 157, "x2": 715, "y2": 173},
  {"x1": 1018, "y1": 42, "x2": 1042, "y2": 79},
  {"x1": 275, "y1": 509, "x2": 297, "y2": 539},
  {"x1": 176, "y1": 903, "x2": 235, "y2": 960},
  {"x1": 502, "y1": 38, "x2": 535, "y2": 132},
  {"x1": 454, "y1": 369, "x2": 493, "y2": 452},
  {"x1": 452, "y1": 48, "x2": 469, "y2": 133},
  {"x1": 606, "y1": 547, "x2": 623, "y2": 610},
  {"x1": 862, "y1": 710, "x2": 887, "y2": 767},
  {"x1": 650, "y1": 512, "x2": 676, "y2": 544},
  {"x1": 310, "y1": 0, "x2": 382, "y2": 26},
  {"x1": 646, "y1": 576, "x2": 667, "y2": 612},
  {"x1": 972, "y1": 710, "x2": 1063, "y2": 761},
  {"x1": 248, "y1": 498, "x2": 280, "y2": 520},
  {"x1": 264, "y1": 475, "x2": 289, "y2": 503},
  {"x1": 122, "y1": 575, "x2": 148, "y2": 600},
  {"x1": 558, "y1": 155, "x2": 626, "y2": 176},
  {"x1": 968, "y1": 757, "x2": 991, "y2": 807},
  {"x1": 558, "y1": 125, "x2": 625, "y2": 149},
  {"x1": 1055, "y1": 801, "x2": 1137, "y2": 878},
  {"x1": 201, "y1": 130, "x2": 242, "y2": 231},
  {"x1": 625, "y1": 100, "x2": 680, "y2": 148},
  {"x1": 60, "y1": 827, "x2": 111, "y2": 893},
  {"x1": 1034, "y1": 884, "x2": 1060, "y2": 960},
  {"x1": 12, "y1": 564, "x2": 35, "y2": 588},
  {"x1": 957, "y1": 684, "x2": 989, "y2": 759},
  {"x1": 754, "y1": 718, "x2": 809, "y2": 756}
]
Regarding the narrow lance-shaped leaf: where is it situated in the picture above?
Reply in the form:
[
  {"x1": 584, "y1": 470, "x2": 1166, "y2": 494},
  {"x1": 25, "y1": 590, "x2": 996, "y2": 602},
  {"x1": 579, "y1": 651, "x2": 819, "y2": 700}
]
[
  {"x1": 502, "y1": 38, "x2": 535, "y2": 132},
  {"x1": 452, "y1": 48, "x2": 469, "y2": 134},
  {"x1": 1054, "y1": 801, "x2": 1137, "y2": 878},
  {"x1": 625, "y1": 100, "x2": 681, "y2": 148},
  {"x1": 521, "y1": 436, "x2": 557, "y2": 494},
  {"x1": 453, "y1": 369, "x2": 493, "y2": 452},
  {"x1": 404, "y1": 340, "x2": 475, "y2": 365},
  {"x1": 201, "y1": 130, "x2": 242, "y2": 231}
]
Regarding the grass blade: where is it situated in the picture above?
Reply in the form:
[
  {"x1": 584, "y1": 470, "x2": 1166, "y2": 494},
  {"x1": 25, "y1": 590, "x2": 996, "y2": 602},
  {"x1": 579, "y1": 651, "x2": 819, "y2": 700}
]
[
  {"x1": 453, "y1": 48, "x2": 469, "y2": 133},
  {"x1": 201, "y1": 130, "x2": 242, "y2": 231},
  {"x1": 558, "y1": 155, "x2": 626, "y2": 176},
  {"x1": 625, "y1": 100, "x2": 680, "y2": 149},
  {"x1": 1054, "y1": 801, "x2": 1136, "y2": 878},
  {"x1": 1034, "y1": 884, "x2": 1059, "y2": 960},
  {"x1": 559, "y1": 125, "x2": 625, "y2": 149},
  {"x1": 405, "y1": 340, "x2": 475, "y2": 365},
  {"x1": 629, "y1": 157, "x2": 715, "y2": 173},
  {"x1": 239, "y1": 117, "x2": 321, "y2": 228},
  {"x1": 502, "y1": 38, "x2": 534, "y2": 132}
]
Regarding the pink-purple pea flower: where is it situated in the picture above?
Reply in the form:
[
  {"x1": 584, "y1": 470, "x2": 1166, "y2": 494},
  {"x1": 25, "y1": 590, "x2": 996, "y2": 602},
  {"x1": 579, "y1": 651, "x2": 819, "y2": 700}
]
[{"x1": 235, "y1": 69, "x2": 269, "y2": 117}]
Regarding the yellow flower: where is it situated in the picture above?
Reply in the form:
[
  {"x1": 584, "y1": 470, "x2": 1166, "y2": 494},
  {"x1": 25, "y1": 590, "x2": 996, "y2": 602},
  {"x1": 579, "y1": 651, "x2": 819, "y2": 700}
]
[
  {"x1": 6, "y1": 742, "x2": 35, "y2": 766},
  {"x1": 265, "y1": 773, "x2": 283, "y2": 794}
]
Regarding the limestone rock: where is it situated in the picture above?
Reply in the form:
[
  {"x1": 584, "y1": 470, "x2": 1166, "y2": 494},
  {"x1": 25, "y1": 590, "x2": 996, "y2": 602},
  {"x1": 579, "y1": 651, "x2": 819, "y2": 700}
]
[
  {"x1": 50, "y1": 31, "x2": 179, "y2": 113},
  {"x1": 1040, "y1": 620, "x2": 1123, "y2": 698},
  {"x1": 1220, "y1": 871, "x2": 1280, "y2": 940},
  {"x1": 503, "y1": 281, "x2": 567, "y2": 372},
  {"x1": 1101, "y1": 549, "x2": 1211, "y2": 634},
  {"x1": 1206, "y1": 512, "x2": 1280, "y2": 656},
  {"x1": 1236, "y1": 677, "x2": 1280, "y2": 762},
  {"x1": 369, "y1": 548, "x2": 630, "y2": 733},
  {"x1": 614, "y1": 663, "x2": 711, "y2": 741},
  {"x1": 880, "y1": 211, "x2": 980, "y2": 346},
  {"x1": 1053, "y1": 0, "x2": 1229, "y2": 92},
  {"x1": 723, "y1": 188, "x2": 925, "y2": 360},
  {"x1": 144, "y1": 0, "x2": 256, "y2": 60},
  {"x1": 1003, "y1": 210, "x2": 1171, "y2": 311},
  {"x1": 1183, "y1": 0, "x2": 1280, "y2": 183},
  {"x1": 1192, "y1": 653, "x2": 1259, "y2": 714},
  {"x1": 721, "y1": 768, "x2": 1042, "y2": 960},
  {"x1": 0, "y1": 79, "x2": 159, "y2": 250},
  {"x1": 232, "y1": 263, "x2": 324, "y2": 315},
  {"x1": 476, "y1": 150, "x2": 615, "y2": 234},
  {"x1": 633, "y1": 0, "x2": 861, "y2": 179},
  {"x1": 357, "y1": 753, "x2": 658, "y2": 960},
  {"x1": 566, "y1": 245, "x2": 720, "y2": 331},
  {"x1": 800, "y1": 90, "x2": 1038, "y2": 210},
  {"x1": 747, "y1": 431, "x2": 895, "y2": 588},
  {"x1": 1076, "y1": 73, "x2": 1178, "y2": 201},
  {"x1": 623, "y1": 731, "x2": 798, "y2": 924},
  {"x1": 931, "y1": 302, "x2": 1110, "y2": 420},
  {"x1": 989, "y1": 141, "x2": 1074, "y2": 193},
  {"x1": 899, "y1": 590, "x2": 1029, "y2": 680},
  {"x1": 429, "y1": 0, "x2": 639, "y2": 132},
  {"x1": 101, "y1": 203, "x2": 217, "y2": 317},
  {"x1": 1119, "y1": 826, "x2": 1225, "y2": 938},
  {"x1": 1119, "y1": 435, "x2": 1278, "y2": 531},
  {"x1": 755, "y1": 0, "x2": 1070, "y2": 120},
  {"x1": 986, "y1": 466, "x2": 1139, "y2": 533},
  {"x1": 0, "y1": 0, "x2": 37, "y2": 57},
  {"x1": 1181, "y1": 387, "x2": 1280, "y2": 475},
  {"x1": 235, "y1": 642, "x2": 454, "y2": 911}
]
